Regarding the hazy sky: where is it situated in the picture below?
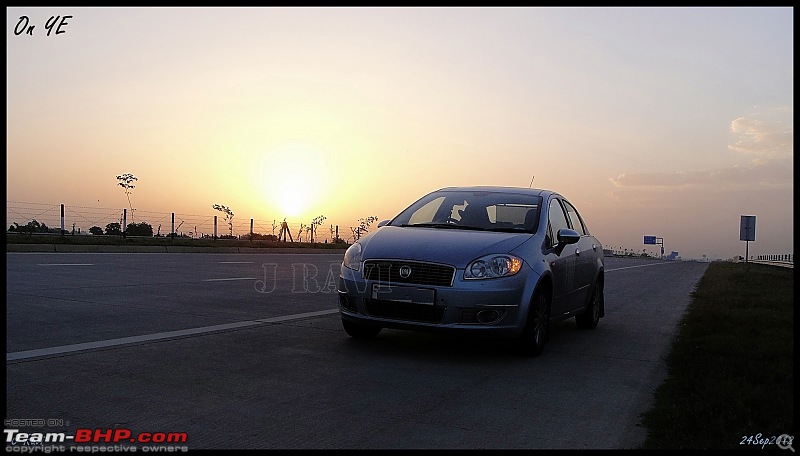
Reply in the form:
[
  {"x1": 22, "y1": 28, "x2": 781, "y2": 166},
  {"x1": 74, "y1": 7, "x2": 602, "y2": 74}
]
[{"x1": 6, "y1": 7, "x2": 793, "y2": 260}]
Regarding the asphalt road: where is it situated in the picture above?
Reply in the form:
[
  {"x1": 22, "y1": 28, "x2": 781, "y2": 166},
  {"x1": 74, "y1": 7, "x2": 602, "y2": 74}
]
[{"x1": 5, "y1": 252, "x2": 709, "y2": 449}]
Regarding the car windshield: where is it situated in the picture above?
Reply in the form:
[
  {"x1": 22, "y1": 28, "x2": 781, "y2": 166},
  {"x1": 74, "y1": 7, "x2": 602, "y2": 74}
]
[{"x1": 390, "y1": 190, "x2": 542, "y2": 233}]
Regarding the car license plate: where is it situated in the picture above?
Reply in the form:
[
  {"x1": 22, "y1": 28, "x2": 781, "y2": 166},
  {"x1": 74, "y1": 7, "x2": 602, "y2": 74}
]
[{"x1": 372, "y1": 284, "x2": 435, "y2": 305}]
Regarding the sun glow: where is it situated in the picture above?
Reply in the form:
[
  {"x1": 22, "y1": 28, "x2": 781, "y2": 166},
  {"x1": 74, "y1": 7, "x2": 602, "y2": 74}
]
[{"x1": 257, "y1": 143, "x2": 331, "y2": 219}]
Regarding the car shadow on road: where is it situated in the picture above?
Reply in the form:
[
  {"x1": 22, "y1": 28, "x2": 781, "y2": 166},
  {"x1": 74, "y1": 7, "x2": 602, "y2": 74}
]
[{"x1": 336, "y1": 320, "x2": 577, "y2": 364}]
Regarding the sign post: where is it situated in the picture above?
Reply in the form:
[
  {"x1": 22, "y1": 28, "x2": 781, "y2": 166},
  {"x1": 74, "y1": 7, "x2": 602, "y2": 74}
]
[
  {"x1": 740, "y1": 215, "x2": 756, "y2": 263},
  {"x1": 644, "y1": 235, "x2": 664, "y2": 259}
]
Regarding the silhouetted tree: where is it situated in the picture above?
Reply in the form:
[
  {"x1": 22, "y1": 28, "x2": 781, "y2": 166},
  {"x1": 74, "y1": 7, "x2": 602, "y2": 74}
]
[
  {"x1": 351, "y1": 216, "x2": 378, "y2": 240},
  {"x1": 89, "y1": 226, "x2": 104, "y2": 235},
  {"x1": 212, "y1": 204, "x2": 234, "y2": 237},
  {"x1": 125, "y1": 222, "x2": 154, "y2": 237},
  {"x1": 310, "y1": 215, "x2": 326, "y2": 243},
  {"x1": 116, "y1": 173, "x2": 138, "y2": 222},
  {"x1": 250, "y1": 233, "x2": 278, "y2": 241},
  {"x1": 9, "y1": 220, "x2": 53, "y2": 233},
  {"x1": 105, "y1": 222, "x2": 122, "y2": 236}
]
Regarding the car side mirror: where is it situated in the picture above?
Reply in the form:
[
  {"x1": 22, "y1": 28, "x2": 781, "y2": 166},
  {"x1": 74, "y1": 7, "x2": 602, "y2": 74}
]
[
  {"x1": 557, "y1": 228, "x2": 580, "y2": 245},
  {"x1": 554, "y1": 228, "x2": 580, "y2": 255},
  {"x1": 377, "y1": 220, "x2": 391, "y2": 228}
]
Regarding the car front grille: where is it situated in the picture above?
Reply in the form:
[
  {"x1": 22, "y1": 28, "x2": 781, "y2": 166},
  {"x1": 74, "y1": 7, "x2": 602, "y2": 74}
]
[
  {"x1": 363, "y1": 260, "x2": 455, "y2": 287},
  {"x1": 365, "y1": 299, "x2": 445, "y2": 323}
]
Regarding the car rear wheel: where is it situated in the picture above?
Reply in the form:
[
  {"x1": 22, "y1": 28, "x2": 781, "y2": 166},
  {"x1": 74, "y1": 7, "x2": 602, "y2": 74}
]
[
  {"x1": 342, "y1": 319, "x2": 382, "y2": 339},
  {"x1": 515, "y1": 289, "x2": 550, "y2": 357},
  {"x1": 575, "y1": 281, "x2": 602, "y2": 330}
]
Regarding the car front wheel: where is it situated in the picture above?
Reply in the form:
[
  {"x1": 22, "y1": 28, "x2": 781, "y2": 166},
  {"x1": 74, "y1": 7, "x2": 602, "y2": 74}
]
[
  {"x1": 575, "y1": 281, "x2": 602, "y2": 330},
  {"x1": 342, "y1": 319, "x2": 382, "y2": 339},
  {"x1": 515, "y1": 289, "x2": 550, "y2": 357}
]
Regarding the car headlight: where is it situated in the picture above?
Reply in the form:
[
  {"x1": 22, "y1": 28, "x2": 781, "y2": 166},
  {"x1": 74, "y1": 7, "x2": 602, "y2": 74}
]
[
  {"x1": 464, "y1": 254, "x2": 523, "y2": 279},
  {"x1": 342, "y1": 242, "x2": 363, "y2": 271}
]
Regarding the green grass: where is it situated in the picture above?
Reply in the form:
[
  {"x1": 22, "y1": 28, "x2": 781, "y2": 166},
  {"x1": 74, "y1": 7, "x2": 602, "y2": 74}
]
[
  {"x1": 639, "y1": 261, "x2": 794, "y2": 449},
  {"x1": 5, "y1": 232, "x2": 349, "y2": 249}
]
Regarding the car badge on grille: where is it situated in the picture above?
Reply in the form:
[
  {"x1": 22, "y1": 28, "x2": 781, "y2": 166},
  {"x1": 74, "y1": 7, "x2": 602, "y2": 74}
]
[{"x1": 399, "y1": 265, "x2": 412, "y2": 278}]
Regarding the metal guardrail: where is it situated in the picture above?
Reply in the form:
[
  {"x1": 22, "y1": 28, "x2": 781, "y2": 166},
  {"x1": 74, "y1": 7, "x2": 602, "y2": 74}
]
[
  {"x1": 754, "y1": 253, "x2": 793, "y2": 263},
  {"x1": 748, "y1": 253, "x2": 793, "y2": 268},
  {"x1": 749, "y1": 260, "x2": 793, "y2": 269}
]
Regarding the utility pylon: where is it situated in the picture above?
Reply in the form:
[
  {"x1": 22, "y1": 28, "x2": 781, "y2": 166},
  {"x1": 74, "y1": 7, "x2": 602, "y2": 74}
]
[{"x1": 278, "y1": 218, "x2": 294, "y2": 242}]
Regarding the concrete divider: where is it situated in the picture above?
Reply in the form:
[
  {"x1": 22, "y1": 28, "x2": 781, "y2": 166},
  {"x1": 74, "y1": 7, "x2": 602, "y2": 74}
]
[
  {"x1": 7, "y1": 243, "x2": 348, "y2": 255},
  {"x1": 7, "y1": 243, "x2": 56, "y2": 252}
]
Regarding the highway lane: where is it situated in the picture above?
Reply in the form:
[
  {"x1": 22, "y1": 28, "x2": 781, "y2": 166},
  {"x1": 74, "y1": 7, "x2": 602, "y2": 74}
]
[{"x1": 6, "y1": 253, "x2": 709, "y2": 449}]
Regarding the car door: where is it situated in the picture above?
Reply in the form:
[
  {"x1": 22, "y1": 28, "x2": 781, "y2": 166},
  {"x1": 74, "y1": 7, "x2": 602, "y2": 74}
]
[
  {"x1": 545, "y1": 197, "x2": 580, "y2": 318},
  {"x1": 562, "y1": 198, "x2": 597, "y2": 311}
]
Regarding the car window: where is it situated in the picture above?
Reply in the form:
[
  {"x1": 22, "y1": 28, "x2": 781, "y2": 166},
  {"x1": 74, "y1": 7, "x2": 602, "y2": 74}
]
[
  {"x1": 392, "y1": 190, "x2": 541, "y2": 232},
  {"x1": 488, "y1": 204, "x2": 537, "y2": 226},
  {"x1": 547, "y1": 199, "x2": 570, "y2": 246},
  {"x1": 408, "y1": 196, "x2": 446, "y2": 225},
  {"x1": 563, "y1": 200, "x2": 587, "y2": 236}
]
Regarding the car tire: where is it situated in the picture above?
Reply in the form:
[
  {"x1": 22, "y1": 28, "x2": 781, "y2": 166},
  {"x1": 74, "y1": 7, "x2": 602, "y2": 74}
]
[
  {"x1": 342, "y1": 319, "x2": 382, "y2": 339},
  {"x1": 575, "y1": 281, "x2": 602, "y2": 330},
  {"x1": 515, "y1": 289, "x2": 550, "y2": 357}
]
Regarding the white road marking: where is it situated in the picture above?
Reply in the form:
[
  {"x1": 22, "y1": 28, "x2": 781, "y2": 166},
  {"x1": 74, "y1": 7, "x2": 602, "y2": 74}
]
[
  {"x1": 607, "y1": 262, "x2": 674, "y2": 272},
  {"x1": 37, "y1": 263, "x2": 94, "y2": 266},
  {"x1": 6, "y1": 309, "x2": 340, "y2": 362},
  {"x1": 203, "y1": 277, "x2": 258, "y2": 281},
  {"x1": 219, "y1": 261, "x2": 254, "y2": 264}
]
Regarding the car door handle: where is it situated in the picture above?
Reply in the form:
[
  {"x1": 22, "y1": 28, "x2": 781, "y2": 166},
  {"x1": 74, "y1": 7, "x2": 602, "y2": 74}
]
[
  {"x1": 575, "y1": 248, "x2": 580, "y2": 255},
  {"x1": 592, "y1": 244, "x2": 597, "y2": 251}
]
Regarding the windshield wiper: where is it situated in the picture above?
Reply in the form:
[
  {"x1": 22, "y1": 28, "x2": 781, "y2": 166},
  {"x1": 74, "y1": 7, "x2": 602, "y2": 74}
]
[
  {"x1": 400, "y1": 223, "x2": 497, "y2": 231},
  {"x1": 481, "y1": 227, "x2": 530, "y2": 233},
  {"x1": 400, "y1": 223, "x2": 462, "y2": 229},
  {"x1": 400, "y1": 223, "x2": 529, "y2": 233}
]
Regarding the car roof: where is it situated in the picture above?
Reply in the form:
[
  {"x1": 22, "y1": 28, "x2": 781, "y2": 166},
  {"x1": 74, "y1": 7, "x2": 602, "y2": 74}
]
[{"x1": 435, "y1": 186, "x2": 557, "y2": 198}]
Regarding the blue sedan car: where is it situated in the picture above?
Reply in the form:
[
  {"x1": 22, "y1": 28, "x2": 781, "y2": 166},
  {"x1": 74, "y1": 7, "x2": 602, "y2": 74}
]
[{"x1": 338, "y1": 186, "x2": 605, "y2": 357}]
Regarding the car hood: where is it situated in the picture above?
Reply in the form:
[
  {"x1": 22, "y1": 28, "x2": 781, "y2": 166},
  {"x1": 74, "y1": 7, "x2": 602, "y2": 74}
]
[{"x1": 359, "y1": 226, "x2": 533, "y2": 268}]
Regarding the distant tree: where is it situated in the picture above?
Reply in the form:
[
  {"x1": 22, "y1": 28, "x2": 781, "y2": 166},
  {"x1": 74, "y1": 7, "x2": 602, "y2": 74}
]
[
  {"x1": 351, "y1": 216, "x2": 378, "y2": 241},
  {"x1": 116, "y1": 173, "x2": 138, "y2": 222},
  {"x1": 296, "y1": 223, "x2": 307, "y2": 242},
  {"x1": 9, "y1": 220, "x2": 52, "y2": 233},
  {"x1": 89, "y1": 226, "x2": 104, "y2": 235},
  {"x1": 212, "y1": 204, "x2": 234, "y2": 237},
  {"x1": 105, "y1": 222, "x2": 122, "y2": 236},
  {"x1": 310, "y1": 215, "x2": 326, "y2": 243},
  {"x1": 250, "y1": 233, "x2": 278, "y2": 241},
  {"x1": 125, "y1": 222, "x2": 153, "y2": 237}
]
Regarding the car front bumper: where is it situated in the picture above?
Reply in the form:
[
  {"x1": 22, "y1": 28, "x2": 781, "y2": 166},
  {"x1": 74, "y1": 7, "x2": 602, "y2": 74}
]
[{"x1": 338, "y1": 263, "x2": 537, "y2": 337}]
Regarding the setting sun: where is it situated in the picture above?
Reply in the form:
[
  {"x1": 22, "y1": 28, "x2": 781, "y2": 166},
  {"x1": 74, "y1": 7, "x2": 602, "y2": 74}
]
[{"x1": 258, "y1": 143, "x2": 331, "y2": 218}]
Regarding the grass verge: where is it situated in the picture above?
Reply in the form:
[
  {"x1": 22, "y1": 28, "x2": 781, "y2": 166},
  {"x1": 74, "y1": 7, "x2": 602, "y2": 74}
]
[{"x1": 639, "y1": 261, "x2": 794, "y2": 449}]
